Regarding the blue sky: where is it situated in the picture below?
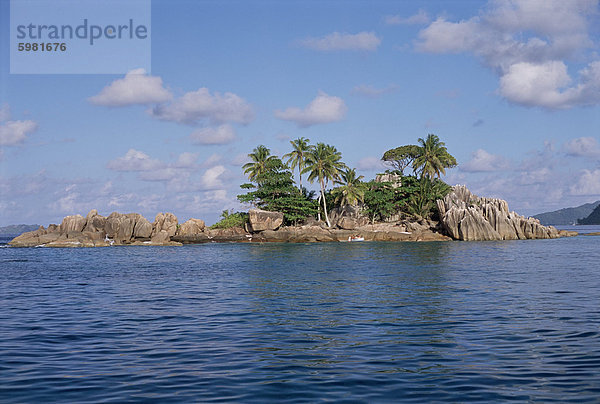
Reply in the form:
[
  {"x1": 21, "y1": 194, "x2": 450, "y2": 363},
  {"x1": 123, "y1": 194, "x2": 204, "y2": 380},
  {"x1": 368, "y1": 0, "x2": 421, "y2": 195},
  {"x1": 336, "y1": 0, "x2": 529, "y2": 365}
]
[{"x1": 1, "y1": 0, "x2": 600, "y2": 226}]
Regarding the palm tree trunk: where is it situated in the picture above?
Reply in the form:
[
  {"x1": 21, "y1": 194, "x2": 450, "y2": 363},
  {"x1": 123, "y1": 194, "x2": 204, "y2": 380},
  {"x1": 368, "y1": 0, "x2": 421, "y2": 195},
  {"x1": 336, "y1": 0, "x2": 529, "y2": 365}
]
[
  {"x1": 321, "y1": 179, "x2": 331, "y2": 227},
  {"x1": 317, "y1": 193, "x2": 321, "y2": 221}
]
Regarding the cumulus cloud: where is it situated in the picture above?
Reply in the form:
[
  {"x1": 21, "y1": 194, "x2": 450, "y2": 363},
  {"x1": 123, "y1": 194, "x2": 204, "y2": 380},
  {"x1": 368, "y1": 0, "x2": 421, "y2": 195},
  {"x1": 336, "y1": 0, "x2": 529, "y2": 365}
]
[
  {"x1": 357, "y1": 156, "x2": 385, "y2": 171},
  {"x1": 139, "y1": 167, "x2": 180, "y2": 182},
  {"x1": 461, "y1": 149, "x2": 510, "y2": 172},
  {"x1": 230, "y1": 153, "x2": 250, "y2": 166},
  {"x1": 384, "y1": 10, "x2": 430, "y2": 25},
  {"x1": 570, "y1": 169, "x2": 600, "y2": 195},
  {"x1": 107, "y1": 149, "x2": 163, "y2": 172},
  {"x1": 106, "y1": 149, "x2": 205, "y2": 188},
  {"x1": 88, "y1": 68, "x2": 173, "y2": 106},
  {"x1": 275, "y1": 91, "x2": 347, "y2": 127},
  {"x1": 299, "y1": 31, "x2": 381, "y2": 51},
  {"x1": 564, "y1": 136, "x2": 600, "y2": 159},
  {"x1": 416, "y1": 0, "x2": 600, "y2": 109},
  {"x1": 190, "y1": 124, "x2": 236, "y2": 145},
  {"x1": 201, "y1": 153, "x2": 223, "y2": 168},
  {"x1": 0, "y1": 119, "x2": 38, "y2": 146},
  {"x1": 150, "y1": 88, "x2": 254, "y2": 125},
  {"x1": 351, "y1": 84, "x2": 399, "y2": 98},
  {"x1": 175, "y1": 152, "x2": 198, "y2": 168},
  {"x1": 201, "y1": 165, "x2": 227, "y2": 189}
]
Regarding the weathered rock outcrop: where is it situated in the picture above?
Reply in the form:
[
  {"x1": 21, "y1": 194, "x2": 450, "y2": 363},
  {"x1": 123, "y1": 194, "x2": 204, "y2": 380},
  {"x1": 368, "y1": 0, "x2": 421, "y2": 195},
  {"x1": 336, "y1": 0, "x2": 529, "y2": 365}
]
[
  {"x1": 60, "y1": 215, "x2": 87, "y2": 233},
  {"x1": 174, "y1": 222, "x2": 451, "y2": 244},
  {"x1": 437, "y1": 185, "x2": 570, "y2": 241},
  {"x1": 329, "y1": 205, "x2": 369, "y2": 229},
  {"x1": 10, "y1": 210, "x2": 183, "y2": 247},
  {"x1": 375, "y1": 172, "x2": 402, "y2": 188},
  {"x1": 176, "y1": 218, "x2": 206, "y2": 236},
  {"x1": 9, "y1": 192, "x2": 578, "y2": 247},
  {"x1": 247, "y1": 209, "x2": 283, "y2": 232}
]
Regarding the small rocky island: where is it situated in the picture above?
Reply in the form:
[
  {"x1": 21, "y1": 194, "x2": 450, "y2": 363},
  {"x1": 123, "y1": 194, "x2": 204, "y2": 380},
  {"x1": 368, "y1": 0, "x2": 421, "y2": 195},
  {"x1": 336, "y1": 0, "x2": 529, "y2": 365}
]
[
  {"x1": 9, "y1": 135, "x2": 578, "y2": 247},
  {"x1": 9, "y1": 185, "x2": 576, "y2": 248}
]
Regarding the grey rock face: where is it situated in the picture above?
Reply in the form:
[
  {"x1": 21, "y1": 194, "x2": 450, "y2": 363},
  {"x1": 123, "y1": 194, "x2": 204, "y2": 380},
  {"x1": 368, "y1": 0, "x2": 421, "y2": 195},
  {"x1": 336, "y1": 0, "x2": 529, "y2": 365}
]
[
  {"x1": 133, "y1": 216, "x2": 153, "y2": 238},
  {"x1": 10, "y1": 210, "x2": 181, "y2": 247},
  {"x1": 152, "y1": 212, "x2": 179, "y2": 237},
  {"x1": 375, "y1": 173, "x2": 402, "y2": 188},
  {"x1": 437, "y1": 185, "x2": 562, "y2": 241},
  {"x1": 248, "y1": 209, "x2": 283, "y2": 232},
  {"x1": 59, "y1": 215, "x2": 87, "y2": 233},
  {"x1": 176, "y1": 218, "x2": 206, "y2": 236},
  {"x1": 329, "y1": 205, "x2": 369, "y2": 228}
]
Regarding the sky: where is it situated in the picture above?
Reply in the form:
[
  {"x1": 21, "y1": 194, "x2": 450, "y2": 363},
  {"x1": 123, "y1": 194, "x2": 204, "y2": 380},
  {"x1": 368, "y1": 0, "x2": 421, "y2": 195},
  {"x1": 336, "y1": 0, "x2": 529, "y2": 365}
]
[{"x1": 1, "y1": 0, "x2": 600, "y2": 226}]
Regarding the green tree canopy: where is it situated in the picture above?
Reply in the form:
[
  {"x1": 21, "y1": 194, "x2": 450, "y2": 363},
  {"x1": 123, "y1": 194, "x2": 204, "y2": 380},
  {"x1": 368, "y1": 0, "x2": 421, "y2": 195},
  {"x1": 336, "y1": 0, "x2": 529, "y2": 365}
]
[
  {"x1": 243, "y1": 145, "x2": 278, "y2": 183},
  {"x1": 302, "y1": 143, "x2": 346, "y2": 227},
  {"x1": 412, "y1": 134, "x2": 457, "y2": 179},
  {"x1": 332, "y1": 168, "x2": 365, "y2": 207},
  {"x1": 238, "y1": 157, "x2": 317, "y2": 225},
  {"x1": 283, "y1": 137, "x2": 312, "y2": 190},
  {"x1": 382, "y1": 144, "x2": 421, "y2": 175}
]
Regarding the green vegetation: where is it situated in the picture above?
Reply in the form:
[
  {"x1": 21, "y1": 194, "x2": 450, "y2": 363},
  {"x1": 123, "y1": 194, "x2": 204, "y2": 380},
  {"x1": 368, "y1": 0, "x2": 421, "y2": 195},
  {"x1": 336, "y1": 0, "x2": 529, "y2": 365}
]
[
  {"x1": 237, "y1": 134, "x2": 457, "y2": 227},
  {"x1": 210, "y1": 210, "x2": 249, "y2": 229},
  {"x1": 283, "y1": 137, "x2": 311, "y2": 190},
  {"x1": 303, "y1": 143, "x2": 347, "y2": 227},
  {"x1": 332, "y1": 168, "x2": 365, "y2": 207},
  {"x1": 382, "y1": 144, "x2": 421, "y2": 175},
  {"x1": 238, "y1": 151, "x2": 318, "y2": 226}
]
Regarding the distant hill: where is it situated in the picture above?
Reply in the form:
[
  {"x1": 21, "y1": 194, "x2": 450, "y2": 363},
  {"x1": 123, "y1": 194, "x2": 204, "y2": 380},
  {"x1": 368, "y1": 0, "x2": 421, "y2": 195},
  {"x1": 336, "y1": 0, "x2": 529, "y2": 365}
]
[
  {"x1": 0, "y1": 224, "x2": 40, "y2": 236},
  {"x1": 534, "y1": 201, "x2": 600, "y2": 225},
  {"x1": 578, "y1": 205, "x2": 600, "y2": 225}
]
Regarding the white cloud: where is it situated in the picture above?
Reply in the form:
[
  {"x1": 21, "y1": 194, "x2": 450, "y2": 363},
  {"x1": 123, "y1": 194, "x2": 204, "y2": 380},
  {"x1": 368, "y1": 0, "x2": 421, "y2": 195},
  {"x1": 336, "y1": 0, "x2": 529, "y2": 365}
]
[
  {"x1": 190, "y1": 124, "x2": 236, "y2": 145},
  {"x1": 107, "y1": 149, "x2": 163, "y2": 172},
  {"x1": 0, "y1": 104, "x2": 10, "y2": 121},
  {"x1": 564, "y1": 137, "x2": 600, "y2": 159},
  {"x1": 570, "y1": 169, "x2": 600, "y2": 195},
  {"x1": 0, "y1": 120, "x2": 38, "y2": 146},
  {"x1": 150, "y1": 88, "x2": 254, "y2": 125},
  {"x1": 299, "y1": 31, "x2": 381, "y2": 51},
  {"x1": 100, "y1": 181, "x2": 113, "y2": 195},
  {"x1": 139, "y1": 167, "x2": 180, "y2": 182},
  {"x1": 351, "y1": 84, "x2": 398, "y2": 98},
  {"x1": 416, "y1": 0, "x2": 600, "y2": 109},
  {"x1": 201, "y1": 165, "x2": 226, "y2": 189},
  {"x1": 201, "y1": 153, "x2": 223, "y2": 168},
  {"x1": 275, "y1": 91, "x2": 347, "y2": 127},
  {"x1": 517, "y1": 167, "x2": 552, "y2": 185},
  {"x1": 385, "y1": 10, "x2": 429, "y2": 25},
  {"x1": 357, "y1": 156, "x2": 385, "y2": 171},
  {"x1": 88, "y1": 68, "x2": 172, "y2": 106},
  {"x1": 175, "y1": 152, "x2": 198, "y2": 168},
  {"x1": 230, "y1": 153, "x2": 250, "y2": 166},
  {"x1": 108, "y1": 193, "x2": 136, "y2": 208},
  {"x1": 461, "y1": 149, "x2": 510, "y2": 172},
  {"x1": 498, "y1": 60, "x2": 600, "y2": 109}
]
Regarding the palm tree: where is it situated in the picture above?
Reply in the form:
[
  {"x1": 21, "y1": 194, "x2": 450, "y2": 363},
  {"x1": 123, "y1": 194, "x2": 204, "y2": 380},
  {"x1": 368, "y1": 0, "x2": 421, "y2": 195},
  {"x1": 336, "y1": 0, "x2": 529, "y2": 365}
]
[
  {"x1": 412, "y1": 134, "x2": 457, "y2": 179},
  {"x1": 283, "y1": 137, "x2": 312, "y2": 190},
  {"x1": 243, "y1": 145, "x2": 278, "y2": 183},
  {"x1": 332, "y1": 168, "x2": 365, "y2": 207},
  {"x1": 303, "y1": 143, "x2": 346, "y2": 227}
]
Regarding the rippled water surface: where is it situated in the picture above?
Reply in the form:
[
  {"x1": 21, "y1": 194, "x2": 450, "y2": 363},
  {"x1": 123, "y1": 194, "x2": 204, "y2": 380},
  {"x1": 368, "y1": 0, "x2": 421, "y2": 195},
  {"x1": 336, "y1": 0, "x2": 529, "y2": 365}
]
[{"x1": 1, "y1": 232, "x2": 599, "y2": 402}]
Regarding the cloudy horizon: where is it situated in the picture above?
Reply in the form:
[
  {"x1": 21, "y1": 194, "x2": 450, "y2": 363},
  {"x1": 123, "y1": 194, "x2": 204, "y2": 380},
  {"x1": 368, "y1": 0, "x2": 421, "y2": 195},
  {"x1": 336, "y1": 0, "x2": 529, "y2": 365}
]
[{"x1": 1, "y1": 0, "x2": 599, "y2": 226}]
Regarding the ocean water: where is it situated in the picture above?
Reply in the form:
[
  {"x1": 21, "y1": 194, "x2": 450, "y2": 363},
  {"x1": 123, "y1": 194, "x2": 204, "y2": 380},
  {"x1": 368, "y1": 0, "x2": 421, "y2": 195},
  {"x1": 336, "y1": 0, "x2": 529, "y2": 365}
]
[{"x1": 1, "y1": 228, "x2": 599, "y2": 402}]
